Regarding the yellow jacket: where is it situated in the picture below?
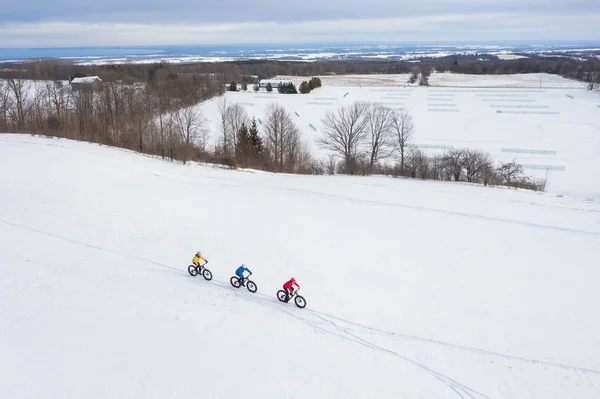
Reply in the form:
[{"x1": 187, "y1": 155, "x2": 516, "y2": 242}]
[{"x1": 192, "y1": 254, "x2": 207, "y2": 266}]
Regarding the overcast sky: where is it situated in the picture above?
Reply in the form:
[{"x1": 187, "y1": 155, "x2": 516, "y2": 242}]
[{"x1": 1, "y1": 0, "x2": 599, "y2": 47}]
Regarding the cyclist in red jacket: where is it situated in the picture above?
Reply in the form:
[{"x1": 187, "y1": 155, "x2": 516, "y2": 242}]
[{"x1": 282, "y1": 277, "x2": 300, "y2": 303}]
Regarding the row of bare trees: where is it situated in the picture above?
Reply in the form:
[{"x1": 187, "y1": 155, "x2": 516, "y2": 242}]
[
  {"x1": 0, "y1": 74, "x2": 312, "y2": 174},
  {"x1": 318, "y1": 101, "x2": 543, "y2": 189},
  {"x1": 319, "y1": 101, "x2": 414, "y2": 174},
  {"x1": 1, "y1": 77, "x2": 544, "y2": 190},
  {"x1": 397, "y1": 148, "x2": 543, "y2": 189},
  {"x1": 0, "y1": 75, "x2": 220, "y2": 163}
]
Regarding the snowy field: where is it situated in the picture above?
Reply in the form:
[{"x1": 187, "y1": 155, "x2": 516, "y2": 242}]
[
  {"x1": 199, "y1": 73, "x2": 600, "y2": 198},
  {"x1": 1, "y1": 134, "x2": 599, "y2": 398}
]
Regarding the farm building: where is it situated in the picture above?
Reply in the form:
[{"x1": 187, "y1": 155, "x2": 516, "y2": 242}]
[
  {"x1": 259, "y1": 79, "x2": 293, "y2": 88},
  {"x1": 70, "y1": 76, "x2": 103, "y2": 90}
]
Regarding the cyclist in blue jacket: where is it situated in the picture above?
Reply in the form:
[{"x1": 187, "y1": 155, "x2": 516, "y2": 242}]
[{"x1": 235, "y1": 264, "x2": 252, "y2": 286}]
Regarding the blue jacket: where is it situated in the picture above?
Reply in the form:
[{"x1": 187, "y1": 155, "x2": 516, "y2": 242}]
[{"x1": 236, "y1": 266, "x2": 251, "y2": 277}]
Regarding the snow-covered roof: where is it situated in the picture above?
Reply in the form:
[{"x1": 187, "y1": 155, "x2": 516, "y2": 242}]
[
  {"x1": 259, "y1": 79, "x2": 293, "y2": 84},
  {"x1": 71, "y1": 76, "x2": 102, "y2": 84}
]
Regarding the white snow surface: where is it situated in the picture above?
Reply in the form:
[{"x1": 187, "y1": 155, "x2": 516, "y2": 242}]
[
  {"x1": 1, "y1": 135, "x2": 600, "y2": 398},
  {"x1": 198, "y1": 73, "x2": 600, "y2": 199}
]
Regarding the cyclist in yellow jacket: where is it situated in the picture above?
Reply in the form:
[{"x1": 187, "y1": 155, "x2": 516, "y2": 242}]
[{"x1": 192, "y1": 251, "x2": 208, "y2": 266}]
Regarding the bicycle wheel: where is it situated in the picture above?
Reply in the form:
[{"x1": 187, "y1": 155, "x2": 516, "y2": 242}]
[
  {"x1": 294, "y1": 295, "x2": 307, "y2": 309},
  {"x1": 202, "y1": 268, "x2": 213, "y2": 281},
  {"x1": 246, "y1": 280, "x2": 257, "y2": 293},
  {"x1": 188, "y1": 265, "x2": 198, "y2": 276},
  {"x1": 276, "y1": 290, "x2": 287, "y2": 302},
  {"x1": 230, "y1": 276, "x2": 241, "y2": 288}
]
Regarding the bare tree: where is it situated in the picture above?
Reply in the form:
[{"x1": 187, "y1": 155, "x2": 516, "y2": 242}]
[
  {"x1": 263, "y1": 103, "x2": 302, "y2": 172},
  {"x1": 429, "y1": 155, "x2": 444, "y2": 180},
  {"x1": 174, "y1": 106, "x2": 209, "y2": 163},
  {"x1": 287, "y1": 140, "x2": 313, "y2": 174},
  {"x1": 72, "y1": 88, "x2": 95, "y2": 141},
  {"x1": 441, "y1": 149, "x2": 466, "y2": 181},
  {"x1": 125, "y1": 87, "x2": 154, "y2": 153},
  {"x1": 30, "y1": 88, "x2": 48, "y2": 133},
  {"x1": 497, "y1": 160, "x2": 524, "y2": 186},
  {"x1": 148, "y1": 73, "x2": 171, "y2": 158},
  {"x1": 405, "y1": 148, "x2": 427, "y2": 178},
  {"x1": 481, "y1": 162, "x2": 497, "y2": 186},
  {"x1": 326, "y1": 154, "x2": 337, "y2": 175},
  {"x1": 227, "y1": 103, "x2": 248, "y2": 153},
  {"x1": 0, "y1": 80, "x2": 10, "y2": 130},
  {"x1": 217, "y1": 96, "x2": 232, "y2": 155},
  {"x1": 41, "y1": 80, "x2": 72, "y2": 133},
  {"x1": 45, "y1": 80, "x2": 71, "y2": 121},
  {"x1": 319, "y1": 101, "x2": 369, "y2": 174},
  {"x1": 365, "y1": 104, "x2": 394, "y2": 172},
  {"x1": 6, "y1": 77, "x2": 31, "y2": 130},
  {"x1": 462, "y1": 149, "x2": 493, "y2": 183},
  {"x1": 390, "y1": 109, "x2": 414, "y2": 175}
]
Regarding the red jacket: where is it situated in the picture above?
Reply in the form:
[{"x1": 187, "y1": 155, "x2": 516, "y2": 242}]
[{"x1": 283, "y1": 280, "x2": 299, "y2": 291}]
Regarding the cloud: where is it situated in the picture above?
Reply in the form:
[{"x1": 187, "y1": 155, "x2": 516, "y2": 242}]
[
  {"x1": 0, "y1": 2, "x2": 599, "y2": 47},
  {"x1": 2, "y1": 0, "x2": 599, "y2": 24}
]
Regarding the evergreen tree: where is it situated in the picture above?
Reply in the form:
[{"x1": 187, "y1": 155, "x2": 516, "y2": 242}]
[
  {"x1": 278, "y1": 82, "x2": 298, "y2": 94},
  {"x1": 266, "y1": 83, "x2": 273, "y2": 92},
  {"x1": 308, "y1": 79, "x2": 315, "y2": 91},
  {"x1": 241, "y1": 82, "x2": 248, "y2": 91},
  {"x1": 235, "y1": 122, "x2": 251, "y2": 162},
  {"x1": 253, "y1": 84, "x2": 260, "y2": 92},
  {"x1": 248, "y1": 118, "x2": 263, "y2": 156},
  {"x1": 299, "y1": 81, "x2": 311, "y2": 94},
  {"x1": 229, "y1": 81, "x2": 237, "y2": 91}
]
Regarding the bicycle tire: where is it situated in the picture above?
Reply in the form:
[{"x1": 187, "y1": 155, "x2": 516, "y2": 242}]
[
  {"x1": 294, "y1": 295, "x2": 307, "y2": 309},
  {"x1": 276, "y1": 290, "x2": 287, "y2": 302},
  {"x1": 230, "y1": 276, "x2": 241, "y2": 288},
  {"x1": 202, "y1": 268, "x2": 213, "y2": 281},
  {"x1": 246, "y1": 280, "x2": 257, "y2": 293},
  {"x1": 188, "y1": 265, "x2": 198, "y2": 276}
]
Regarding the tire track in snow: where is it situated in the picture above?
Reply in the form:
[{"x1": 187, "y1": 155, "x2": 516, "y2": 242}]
[
  {"x1": 305, "y1": 309, "x2": 600, "y2": 376},
  {"x1": 0, "y1": 219, "x2": 182, "y2": 274},
  {"x1": 4, "y1": 136, "x2": 599, "y2": 236},
  {"x1": 3, "y1": 218, "x2": 599, "y2": 395},
  {"x1": 264, "y1": 186, "x2": 600, "y2": 236},
  {"x1": 218, "y1": 285, "x2": 486, "y2": 399}
]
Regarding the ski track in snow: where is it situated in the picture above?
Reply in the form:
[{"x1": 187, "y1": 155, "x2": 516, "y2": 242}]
[{"x1": 1, "y1": 216, "x2": 599, "y2": 399}]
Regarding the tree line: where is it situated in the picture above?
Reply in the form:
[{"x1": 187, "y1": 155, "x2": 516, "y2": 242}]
[
  {"x1": 317, "y1": 101, "x2": 544, "y2": 190},
  {"x1": 0, "y1": 76, "x2": 544, "y2": 190},
  {"x1": 1, "y1": 56, "x2": 599, "y2": 89},
  {"x1": 0, "y1": 71, "x2": 221, "y2": 161}
]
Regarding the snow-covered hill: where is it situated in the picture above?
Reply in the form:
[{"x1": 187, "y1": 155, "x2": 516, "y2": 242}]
[
  {"x1": 198, "y1": 73, "x2": 600, "y2": 199},
  {"x1": 1, "y1": 135, "x2": 599, "y2": 398}
]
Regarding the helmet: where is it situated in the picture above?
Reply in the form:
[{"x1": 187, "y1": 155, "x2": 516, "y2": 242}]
[
  {"x1": 241, "y1": 263, "x2": 245, "y2": 268},
  {"x1": 196, "y1": 251, "x2": 202, "y2": 256},
  {"x1": 291, "y1": 277, "x2": 296, "y2": 283}
]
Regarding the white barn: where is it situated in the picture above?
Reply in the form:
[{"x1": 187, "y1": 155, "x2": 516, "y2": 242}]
[
  {"x1": 70, "y1": 76, "x2": 103, "y2": 90},
  {"x1": 259, "y1": 79, "x2": 293, "y2": 88}
]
